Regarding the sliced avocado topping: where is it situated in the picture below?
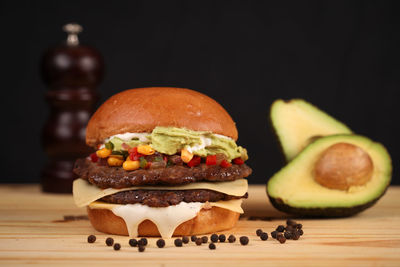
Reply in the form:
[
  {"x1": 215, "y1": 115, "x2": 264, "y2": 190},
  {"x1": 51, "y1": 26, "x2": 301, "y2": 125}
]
[
  {"x1": 270, "y1": 99, "x2": 352, "y2": 162},
  {"x1": 267, "y1": 134, "x2": 391, "y2": 217}
]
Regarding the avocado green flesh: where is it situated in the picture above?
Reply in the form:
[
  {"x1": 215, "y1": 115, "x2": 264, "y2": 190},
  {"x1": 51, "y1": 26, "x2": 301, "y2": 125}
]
[
  {"x1": 267, "y1": 134, "x2": 391, "y2": 215},
  {"x1": 270, "y1": 99, "x2": 352, "y2": 162},
  {"x1": 108, "y1": 126, "x2": 247, "y2": 161}
]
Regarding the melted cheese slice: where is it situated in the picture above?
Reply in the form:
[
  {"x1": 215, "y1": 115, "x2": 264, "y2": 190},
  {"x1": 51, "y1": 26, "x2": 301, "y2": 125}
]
[
  {"x1": 73, "y1": 178, "x2": 248, "y2": 207},
  {"x1": 88, "y1": 199, "x2": 243, "y2": 238}
]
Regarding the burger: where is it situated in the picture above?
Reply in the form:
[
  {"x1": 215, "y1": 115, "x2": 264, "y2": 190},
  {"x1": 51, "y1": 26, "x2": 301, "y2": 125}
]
[{"x1": 73, "y1": 87, "x2": 252, "y2": 238}]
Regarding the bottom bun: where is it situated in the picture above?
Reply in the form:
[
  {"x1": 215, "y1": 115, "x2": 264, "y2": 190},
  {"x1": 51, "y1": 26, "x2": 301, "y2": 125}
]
[{"x1": 87, "y1": 206, "x2": 240, "y2": 237}]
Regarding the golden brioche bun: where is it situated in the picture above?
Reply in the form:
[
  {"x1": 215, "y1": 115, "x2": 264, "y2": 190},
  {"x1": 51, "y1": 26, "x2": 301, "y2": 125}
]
[
  {"x1": 87, "y1": 206, "x2": 240, "y2": 237},
  {"x1": 86, "y1": 87, "x2": 238, "y2": 147}
]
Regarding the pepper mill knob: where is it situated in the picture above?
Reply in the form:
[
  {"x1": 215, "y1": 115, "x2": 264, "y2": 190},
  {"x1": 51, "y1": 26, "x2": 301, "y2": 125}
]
[
  {"x1": 41, "y1": 23, "x2": 104, "y2": 193},
  {"x1": 63, "y1": 23, "x2": 83, "y2": 46}
]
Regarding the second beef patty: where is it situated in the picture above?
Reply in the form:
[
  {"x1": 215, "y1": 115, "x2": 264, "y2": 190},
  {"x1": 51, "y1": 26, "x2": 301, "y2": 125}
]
[{"x1": 101, "y1": 189, "x2": 248, "y2": 207}]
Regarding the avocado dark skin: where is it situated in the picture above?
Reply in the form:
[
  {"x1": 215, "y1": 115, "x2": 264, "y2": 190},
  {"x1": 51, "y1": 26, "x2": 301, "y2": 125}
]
[{"x1": 268, "y1": 190, "x2": 386, "y2": 218}]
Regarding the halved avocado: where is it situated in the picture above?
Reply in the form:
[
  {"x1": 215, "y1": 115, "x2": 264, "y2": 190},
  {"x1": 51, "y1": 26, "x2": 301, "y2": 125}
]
[
  {"x1": 267, "y1": 134, "x2": 392, "y2": 217},
  {"x1": 270, "y1": 99, "x2": 352, "y2": 161}
]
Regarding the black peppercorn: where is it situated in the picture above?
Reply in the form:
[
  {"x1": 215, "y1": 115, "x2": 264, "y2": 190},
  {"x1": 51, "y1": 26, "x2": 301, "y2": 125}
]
[
  {"x1": 284, "y1": 231, "x2": 292, "y2": 239},
  {"x1": 210, "y1": 234, "x2": 219, "y2": 243},
  {"x1": 87, "y1": 235, "x2": 96, "y2": 243},
  {"x1": 278, "y1": 236, "x2": 286, "y2": 244},
  {"x1": 174, "y1": 239, "x2": 183, "y2": 247},
  {"x1": 195, "y1": 238, "x2": 203, "y2": 246},
  {"x1": 295, "y1": 224, "x2": 303, "y2": 230},
  {"x1": 298, "y1": 229, "x2": 304, "y2": 236},
  {"x1": 292, "y1": 232, "x2": 300, "y2": 240},
  {"x1": 138, "y1": 238, "x2": 147, "y2": 246},
  {"x1": 286, "y1": 219, "x2": 296, "y2": 226},
  {"x1": 260, "y1": 232, "x2": 268, "y2": 241},
  {"x1": 105, "y1": 237, "x2": 114, "y2": 246},
  {"x1": 156, "y1": 239, "x2": 165, "y2": 248},
  {"x1": 271, "y1": 231, "x2": 278, "y2": 239},
  {"x1": 276, "y1": 225, "x2": 285, "y2": 232},
  {"x1": 191, "y1": 235, "x2": 197, "y2": 242},
  {"x1": 113, "y1": 243, "x2": 121, "y2": 250},
  {"x1": 256, "y1": 229, "x2": 263, "y2": 236},
  {"x1": 209, "y1": 243, "x2": 216, "y2": 250},
  {"x1": 129, "y1": 239, "x2": 138, "y2": 247},
  {"x1": 201, "y1": 236, "x2": 208, "y2": 243},
  {"x1": 138, "y1": 245, "x2": 145, "y2": 252},
  {"x1": 182, "y1": 236, "x2": 189, "y2": 244},
  {"x1": 239, "y1": 236, "x2": 249, "y2": 245},
  {"x1": 228, "y1": 234, "x2": 236, "y2": 243},
  {"x1": 218, "y1": 234, "x2": 226, "y2": 242}
]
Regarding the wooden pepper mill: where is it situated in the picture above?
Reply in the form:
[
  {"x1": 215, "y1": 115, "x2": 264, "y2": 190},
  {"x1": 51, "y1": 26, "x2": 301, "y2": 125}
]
[{"x1": 41, "y1": 23, "x2": 104, "y2": 193}]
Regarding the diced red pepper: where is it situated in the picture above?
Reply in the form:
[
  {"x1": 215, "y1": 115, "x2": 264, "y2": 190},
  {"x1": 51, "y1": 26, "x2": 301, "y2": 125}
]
[
  {"x1": 233, "y1": 157, "x2": 244, "y2": 165},
  {"x1": 128, "y1": 147, "x2": 138, "y2": 154},
  {"x1": 206, "y1": 155, "x2": 217, "y2": 166},
  {"x1": 145, "y1": 161, "x2": 152, "y2": 169},
  {"x1": 129, "y1": 147, "x2": 144, "y2": 161},
  {"x1": 90, "y1": 153, "x2": 99, "y2": 163},
  {"x1": 187, "y1": 156, "x2": 201, "y2": 167},
  {"x1": 163, "y1": 156, "x2": 168, "y2": 163},
  {"x1": 220, "y1": 159, "x2": 232, "y2": 168}
]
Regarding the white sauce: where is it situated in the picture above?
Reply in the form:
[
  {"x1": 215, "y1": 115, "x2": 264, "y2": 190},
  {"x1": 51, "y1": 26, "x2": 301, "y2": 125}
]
[
  {"x1": 111, "y1": 202, "x2": 203, "y2": 238},
  {"x1": 185, "y1": 136, "x2": 212, "y2": 153},
  {"x1": 106, "y1": 132, "x2": 150, "y2": 143},
  {"x1": 214, "y1": 133, "x2": 232, "y2": 140}
]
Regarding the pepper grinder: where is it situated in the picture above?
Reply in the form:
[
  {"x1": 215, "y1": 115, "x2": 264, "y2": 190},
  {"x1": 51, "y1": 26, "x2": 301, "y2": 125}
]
[{"x1": 41, "y1": 23, "x2": 104, "y2": 193}]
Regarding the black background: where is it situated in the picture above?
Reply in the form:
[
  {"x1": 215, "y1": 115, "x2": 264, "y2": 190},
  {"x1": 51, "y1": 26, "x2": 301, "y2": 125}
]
[{"x1": 1, "y1": 1, "x2": 399, "y2": 184}]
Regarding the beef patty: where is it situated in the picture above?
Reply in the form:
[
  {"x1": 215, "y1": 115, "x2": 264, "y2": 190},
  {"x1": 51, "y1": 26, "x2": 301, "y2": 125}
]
[
  {"x1": 74, "y1": 158, "x2": 252, "y2": 189},
  {"x1": 101, "y1": 189, "x2": 248, "y2": 207}
]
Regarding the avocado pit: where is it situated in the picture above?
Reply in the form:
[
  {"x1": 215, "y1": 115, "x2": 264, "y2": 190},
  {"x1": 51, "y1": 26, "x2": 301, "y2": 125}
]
[{"x1": 314, "y1": 143, "x2": 374, "y2": 190}]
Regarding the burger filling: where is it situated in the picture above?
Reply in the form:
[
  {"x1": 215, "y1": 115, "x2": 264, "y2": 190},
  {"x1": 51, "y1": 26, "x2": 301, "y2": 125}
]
[{"x1": 73, "y1": 126, "x2": 252, "y2": 238}]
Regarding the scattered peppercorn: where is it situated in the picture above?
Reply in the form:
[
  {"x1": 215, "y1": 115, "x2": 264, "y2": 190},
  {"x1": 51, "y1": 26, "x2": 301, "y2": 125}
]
[
  {"x1": 201, "y1": 236, "x2": 208, "y2": 243},
  {"x1": 239, "y1": 236, "x2": 249, "y2": 245},
  {"x1": 260, "y1": 232, "x2": 268, "y2": 241},
  {"x1": 292, "y1": 232, "x2": 300, "y2": 240},
  {"x1": 286, "y1": 219, "x2": 296, "y2": 226},
  {"x1": 276, "y1": 225, "x2": 285, "y2": 232},
  {"x1": 278, "y1": 236, "x2": 286, "y2": 244},
  {"x1": 138, "y1": 238, "x2": 147, "y2": 246},
  {"x1": 228, "y1": 234, "x2": 236, "y2": 243},
  {"x1": 298, "y1": 229, "x2": 304, "y2": 236},
  {"x1": 277, "y1": 233, "x2": 284, "y2": 239},
  {"x1": 105, "y1": 237, "x2": 114, "y2": 246},
  {"x1": 256, "y1": 229, "x2": 263, "y2": 236},
  {"x1": 295, "y1": 224, "x2": 303, "y2": 230},
  {"x1": 195, "y1": 238, "x2": 203, "y2": 246},
  {"x1": 218, "y1": 234, "x2": 226, "y2": 242},
  {"x1": 174, "y1": 239, "x2": 183, "y2": 247},
  {"x1": 156, "y1": 239, "x2": 165, "y2": 248},
  {"x1": 209, "y1": 243, "x2": 216, "y2": 250},
  {"x1": 191, "y1": 235, "x2": 197, "y2": 242},
  {"x1": 271, "y1": 231, "x2": 278, "y2": 239},
  {"x1": 284, "y1": 231, "x2": 292, "y2": 239},
  {"x1": 182, "y1": 236, "x2": 189, "y2": 244},
  {"x1": 129, "y1": 238, "x2": 138, "y2": 247},
  {"x1": 210, "y1": 234, "x2": 219, "y2": 243},
  {"x1": 138, "y1": 245, "x2": 145, "y2": 252},
  {"x1": 87, "y1": 235, "x2": 96, "y2": 243},
  {"x1": 113, "y1": 243, "x2": 121, "y2": 250}
]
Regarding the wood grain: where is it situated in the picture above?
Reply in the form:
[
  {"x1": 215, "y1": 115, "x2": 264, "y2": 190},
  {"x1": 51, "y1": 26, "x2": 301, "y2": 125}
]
[{"x1": 0, "y1": 184, "x2": 399, "y2": 266}]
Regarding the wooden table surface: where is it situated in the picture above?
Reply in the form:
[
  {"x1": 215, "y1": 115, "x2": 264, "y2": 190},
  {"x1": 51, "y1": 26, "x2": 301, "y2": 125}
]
[{"x1": 0, "y1": 184, "x2": 399, "y2": 266}]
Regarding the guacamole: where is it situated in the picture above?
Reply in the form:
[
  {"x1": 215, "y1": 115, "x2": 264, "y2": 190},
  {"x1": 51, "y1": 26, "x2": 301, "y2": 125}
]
[{"x1": 108, "y1": 126, "x2": 247, "y2": 161}]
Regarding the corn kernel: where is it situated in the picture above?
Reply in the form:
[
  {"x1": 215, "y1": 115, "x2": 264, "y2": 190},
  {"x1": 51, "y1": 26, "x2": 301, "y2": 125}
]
[
  {"x1": 137, "y1": 144, "x2": 155, "y2": 155},
  {"x1": 107, "y1": 156, "x2": 124, "y2": 166},
  {"x1": 96, "y1": 148, "x2": 111, "y2": 158},
  {"x1": 181, "y1": 148, "x2": 193, "y2": 163},
  {"x1": 123, "y1": 160, "x2": 140, "y2": 171}
]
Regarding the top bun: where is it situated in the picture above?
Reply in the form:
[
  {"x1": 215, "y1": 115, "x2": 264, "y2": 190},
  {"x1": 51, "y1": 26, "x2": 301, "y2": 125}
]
[{"x1": 86, "y1": 87, "x2": 238, "y2": 147}]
